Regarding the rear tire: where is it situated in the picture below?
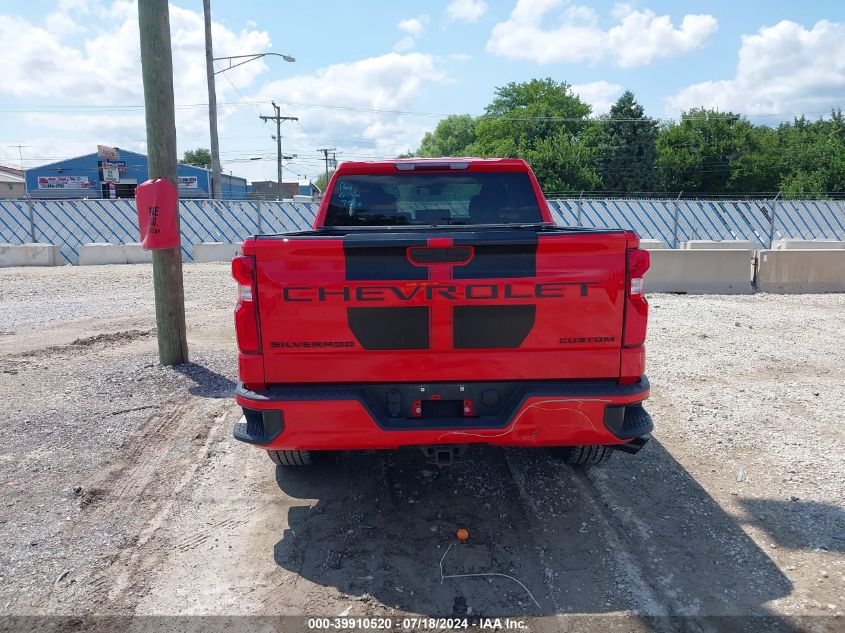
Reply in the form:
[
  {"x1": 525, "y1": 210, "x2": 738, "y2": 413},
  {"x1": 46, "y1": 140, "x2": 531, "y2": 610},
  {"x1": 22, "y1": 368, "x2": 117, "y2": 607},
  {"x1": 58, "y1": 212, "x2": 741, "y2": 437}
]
[
  {"x1": 267, "y1": 449, "x2": 313, "y2": 467},
  {"x1": 550, "y1": 445, "x2": 613, "y2": 466}
]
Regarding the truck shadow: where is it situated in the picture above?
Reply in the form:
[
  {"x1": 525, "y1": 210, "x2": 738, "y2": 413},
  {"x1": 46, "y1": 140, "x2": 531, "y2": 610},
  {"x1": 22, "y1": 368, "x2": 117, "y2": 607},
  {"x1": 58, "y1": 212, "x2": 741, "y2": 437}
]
[
  {"x1": 737, "y1": 498, "x2": 844, "y2": 554},
  {"x1": 270, "y1": 440, "x2": 795, "y2": 625}
]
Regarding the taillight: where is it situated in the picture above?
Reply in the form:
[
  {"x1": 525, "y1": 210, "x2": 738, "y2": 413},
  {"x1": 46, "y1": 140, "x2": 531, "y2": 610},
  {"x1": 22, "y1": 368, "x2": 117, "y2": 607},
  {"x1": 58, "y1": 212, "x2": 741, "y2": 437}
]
[
  {"x1": 623, "y1": 249, "x2": 650, "y2": 347},
  {"x1": 232, "y1": 255, "x2": 260, "y2": 354}
]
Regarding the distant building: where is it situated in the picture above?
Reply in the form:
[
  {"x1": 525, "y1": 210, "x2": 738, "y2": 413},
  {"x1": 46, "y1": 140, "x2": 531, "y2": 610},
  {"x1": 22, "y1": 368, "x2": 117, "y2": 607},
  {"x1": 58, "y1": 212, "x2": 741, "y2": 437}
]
[
  {"x1": 24, "y1": 146, "x2": 248, "y2": 200},
  {"x1": 0, "y1": 165, "x2": 25, "y2": 198},
  {"x1": 249, "y1": 180, "x2": 300, "y2": 200},
  {"x1": 248, "y1": 180, "x2": 317, "y2": 200}
]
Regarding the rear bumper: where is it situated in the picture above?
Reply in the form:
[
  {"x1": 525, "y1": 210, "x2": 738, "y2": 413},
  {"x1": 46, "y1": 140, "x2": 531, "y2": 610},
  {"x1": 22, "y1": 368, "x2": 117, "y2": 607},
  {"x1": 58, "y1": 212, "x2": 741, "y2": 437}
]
[{"x1": 233, "y1": 377, "x2": 652, "y2": 451}]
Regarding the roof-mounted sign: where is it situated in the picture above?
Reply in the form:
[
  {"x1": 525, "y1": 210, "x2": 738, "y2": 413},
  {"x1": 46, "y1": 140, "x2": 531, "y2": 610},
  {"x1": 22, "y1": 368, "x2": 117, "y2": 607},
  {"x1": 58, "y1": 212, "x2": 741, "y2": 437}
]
[{"x1": 97, "y1": 145, "x2": 120, "y2": 160}]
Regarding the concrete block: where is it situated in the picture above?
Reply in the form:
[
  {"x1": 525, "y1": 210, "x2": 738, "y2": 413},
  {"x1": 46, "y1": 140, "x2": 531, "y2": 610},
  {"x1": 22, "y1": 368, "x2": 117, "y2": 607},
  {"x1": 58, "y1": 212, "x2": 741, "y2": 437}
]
[
  {"x1": 756, "y1": 250, "x2": 845, "y2": 293},
  {"x1": 193, "y1": 242, "x2": 240, "y2": 263},
  {"x1": 124, "y1": 243, "x2": 153, "y2": 264},
  {"x1": 683, "y1": 240, "x2": 755, "y2": 250},
  {"x1": 0, "y1": 243, "x2": 61, "y2": 267},
  {"x1": 646, "y1": 249, "x2": 754, "y2": 294},
  {"x1": 771, "y1": 239, "x2": 845, "y2": 250},
  {"x1": 78, "y1": 243, "x2": 128, "y2": 265},
  {"x1": 79, "y1": 243, "x2": 153, "y2": 265},
  {"x1": 640, "y1": 239, "x2": 668, "y2": 250}
]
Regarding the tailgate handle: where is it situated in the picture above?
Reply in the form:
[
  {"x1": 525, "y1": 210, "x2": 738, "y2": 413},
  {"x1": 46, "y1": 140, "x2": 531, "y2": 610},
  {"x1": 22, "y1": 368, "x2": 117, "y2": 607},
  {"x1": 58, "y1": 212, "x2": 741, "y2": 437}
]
[{"x1": 408, "y1": 246, "x2": 473, "y2": 265}]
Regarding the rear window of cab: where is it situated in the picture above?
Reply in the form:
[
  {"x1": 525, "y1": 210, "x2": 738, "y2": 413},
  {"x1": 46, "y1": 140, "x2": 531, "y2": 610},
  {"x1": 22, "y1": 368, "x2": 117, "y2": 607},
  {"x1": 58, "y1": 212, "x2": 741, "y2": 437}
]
[{"x1": 324, "y1": 172, "x2": 542, "y2": 226}]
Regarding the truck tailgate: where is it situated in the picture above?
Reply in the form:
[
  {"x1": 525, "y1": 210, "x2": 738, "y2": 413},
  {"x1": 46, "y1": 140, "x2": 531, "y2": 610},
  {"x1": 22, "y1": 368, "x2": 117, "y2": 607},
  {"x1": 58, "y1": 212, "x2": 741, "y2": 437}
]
[{"x1": 254, "y1": 228, "x2": 628, "y2": 384}]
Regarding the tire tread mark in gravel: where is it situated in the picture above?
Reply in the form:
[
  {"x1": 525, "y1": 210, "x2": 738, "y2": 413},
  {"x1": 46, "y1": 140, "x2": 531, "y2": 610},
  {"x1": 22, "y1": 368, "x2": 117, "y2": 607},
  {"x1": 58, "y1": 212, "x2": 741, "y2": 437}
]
[
  {"x1": 578, "y1": 465, "x2": 713, "y2": 631},
  {"x1": 174, "y1": 517, "x2": 250, "y2": 552},
  {"x1": 50, "y1": 399, "x2": 235, "y2": 612},
  {"x1": 503, "y1": 450, "x2": 677, "y2": 632},
  {"x1": 103, "y1": 400, "x2": 230, "y2": 604},
  {"x1": 87, "y1": 400, "x2": 194, "y2": 519},
  {"x1": 102, "y1": 401, "x2": 233, "y2": 607}
]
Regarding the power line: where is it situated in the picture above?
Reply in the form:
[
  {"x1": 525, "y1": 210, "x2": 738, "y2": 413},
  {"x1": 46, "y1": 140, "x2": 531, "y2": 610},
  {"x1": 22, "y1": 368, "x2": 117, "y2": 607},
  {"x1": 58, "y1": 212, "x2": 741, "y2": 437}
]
[
  {"x1": 317, "y1": 147, "x2": 337, "y2": 184},
  {"x1": 1, "y1": 100, "x2": 837, "y2": 122},
  {"x1": 259, "y1": 102, "x2": 298, "y2": 198}
]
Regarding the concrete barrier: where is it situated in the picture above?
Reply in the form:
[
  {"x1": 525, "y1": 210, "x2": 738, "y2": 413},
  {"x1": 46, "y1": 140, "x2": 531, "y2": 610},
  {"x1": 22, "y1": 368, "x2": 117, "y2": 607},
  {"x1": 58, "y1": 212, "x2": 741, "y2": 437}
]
[
  {"x1": 771, "y1": 239, "x2": 845, "y2": 250},
  {"x1": 124, "y1": 243, "x2": 153, "y2": 264},
  {"x1": 193, "y1": 242, "x2": 240, "y2": 263},
  {"x1": 0, "y1": 243, "x2": 61, "y2": 267},
  {"x1": 79, "y1": 243, "x2": 153, "y2": 265},
  {"x1": 755, "y1": 250, "x2": 845, "y2": 293},
  {"x1": 683, "y1": 240, "x2": 755, "y2": 250},
  {"x1": 640, "y1": 239, "x2": 668, "y2": 250},
  {"x1": 646, "y1": 249, "x2": 754, "y2": 294},
  {"x1": 79, "y1": 243, "x2": 127, "y2": 265}
]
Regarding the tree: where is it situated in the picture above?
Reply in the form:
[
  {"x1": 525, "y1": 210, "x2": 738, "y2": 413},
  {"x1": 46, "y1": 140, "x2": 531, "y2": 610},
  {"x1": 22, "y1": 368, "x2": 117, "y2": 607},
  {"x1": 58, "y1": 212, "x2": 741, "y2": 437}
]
[
  {"x1": 409, "y1": 80, "x2": 845, "y2": 197},
  {"x1": 777, "y1": 110, "x2": 845, "y2": 196},
  {"x1": 724, "y1": 123, "x2": 782, "y2": 194},
  {"x1": 472, "y1": 78, "x2": 598, "y2": 191},
  {"x1": 182, "y1": 148, "x2": 212, "y2": 169},
  {"x1": 655, "y1": 108, "x2": 753, "y2": 194},
  {"x1": 315, "y1": 169, "x2": 334, "y2": 193},
  {"x1": 416, "y1": 115, "x2": 477, "y2": 157},
  {"x1": 589, "y1": 91, "x2": 658, "y2": 194}
]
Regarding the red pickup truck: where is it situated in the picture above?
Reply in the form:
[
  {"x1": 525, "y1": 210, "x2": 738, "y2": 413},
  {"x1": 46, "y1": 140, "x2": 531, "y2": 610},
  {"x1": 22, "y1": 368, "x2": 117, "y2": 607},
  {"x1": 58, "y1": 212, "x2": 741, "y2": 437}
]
[{"x1": 232, "y1": 158, "x2": 652, "y2": 467}]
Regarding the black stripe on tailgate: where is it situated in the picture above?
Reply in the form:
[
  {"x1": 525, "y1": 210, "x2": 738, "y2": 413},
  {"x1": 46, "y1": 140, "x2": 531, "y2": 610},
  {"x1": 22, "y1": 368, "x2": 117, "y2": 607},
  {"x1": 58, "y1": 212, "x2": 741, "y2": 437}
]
[
  {"x1": 343, "y1": 237, "x2": 427, "y2": 281},
  {"x1": 452, "y1": 233, "x2": 538, "y2": 279},
  {"x1": 453, "y1": 305, "x2": 536, "y2": 349},
  {"x1": 348, "y1": 306, "x2": 430, "y2": 350}
]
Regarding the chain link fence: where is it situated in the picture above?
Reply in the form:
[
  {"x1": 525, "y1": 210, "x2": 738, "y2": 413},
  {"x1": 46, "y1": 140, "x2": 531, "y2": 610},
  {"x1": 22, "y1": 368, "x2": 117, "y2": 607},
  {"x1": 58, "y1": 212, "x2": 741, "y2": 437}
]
[{"x1": 2, "y1": 197, "x2": 844, "y2": 264}]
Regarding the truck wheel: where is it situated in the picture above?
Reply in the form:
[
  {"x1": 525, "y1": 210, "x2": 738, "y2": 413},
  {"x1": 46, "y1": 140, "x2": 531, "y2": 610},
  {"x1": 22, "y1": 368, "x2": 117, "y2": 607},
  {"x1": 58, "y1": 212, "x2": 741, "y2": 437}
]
[
  {"x1": 550, "y1": 445, "x2": 613, "y2": 466},
  {"x1": 267, "y1": 450, "x2": 313, "y2": 467}
]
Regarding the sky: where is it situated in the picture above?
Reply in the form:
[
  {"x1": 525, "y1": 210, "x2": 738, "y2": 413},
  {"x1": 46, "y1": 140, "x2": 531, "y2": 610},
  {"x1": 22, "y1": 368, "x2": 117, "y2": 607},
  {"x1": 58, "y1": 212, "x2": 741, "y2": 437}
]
[{"x1": 0, "y1": 0, "x2": 844, "y2": 184}]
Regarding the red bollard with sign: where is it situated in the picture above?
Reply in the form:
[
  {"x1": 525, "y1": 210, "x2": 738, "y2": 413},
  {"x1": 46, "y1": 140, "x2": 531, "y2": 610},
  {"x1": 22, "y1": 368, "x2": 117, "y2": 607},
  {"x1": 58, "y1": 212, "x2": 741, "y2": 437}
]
[{"x1": 135, "y1": 178, "x2": 180, "y2": 250}]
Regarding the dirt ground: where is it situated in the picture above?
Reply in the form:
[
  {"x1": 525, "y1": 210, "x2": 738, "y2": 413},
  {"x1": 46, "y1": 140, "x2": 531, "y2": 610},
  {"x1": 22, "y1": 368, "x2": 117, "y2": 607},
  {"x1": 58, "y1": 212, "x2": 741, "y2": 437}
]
[{"x1": 0, "y1": 263, "x2": 843, "y2": 632}]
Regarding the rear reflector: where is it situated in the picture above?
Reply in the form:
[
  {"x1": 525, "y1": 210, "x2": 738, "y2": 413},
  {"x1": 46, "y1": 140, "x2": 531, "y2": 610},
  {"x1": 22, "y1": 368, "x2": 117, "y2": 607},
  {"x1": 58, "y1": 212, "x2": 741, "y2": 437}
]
[{"x1": 630, "y1": 277, "x2": 644, "y2": 296}]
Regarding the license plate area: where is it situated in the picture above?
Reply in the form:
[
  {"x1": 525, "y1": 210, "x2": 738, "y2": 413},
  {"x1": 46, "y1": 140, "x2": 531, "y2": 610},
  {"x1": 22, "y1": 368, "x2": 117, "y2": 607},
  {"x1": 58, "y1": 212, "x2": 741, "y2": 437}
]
[
  {"x1": 420, "y1": 399, "x2": 464, "y2": 419},
  {"x1": 365, "y1": 382, "x2": 522, "y2": 429}
]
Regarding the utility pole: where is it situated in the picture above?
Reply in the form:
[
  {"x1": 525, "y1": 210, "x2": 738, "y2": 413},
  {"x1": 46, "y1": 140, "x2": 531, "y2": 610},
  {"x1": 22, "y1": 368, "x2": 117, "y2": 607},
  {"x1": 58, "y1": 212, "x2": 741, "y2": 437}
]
[
  {"x1": 203, "y1": 1, "x2": 295, "y2": 200},
  {"x1": 138, "y1": 0, "x2": 189, "y2": 365},
  {"x1": 260, "y1": 102, "x2": 297, "y2": 199},
  {"x1": 202, "y1": 0, "x2": 221, "y2": 199},
  {"x1": 318, "y1": 147, "x2": 336, "y2": 186}
]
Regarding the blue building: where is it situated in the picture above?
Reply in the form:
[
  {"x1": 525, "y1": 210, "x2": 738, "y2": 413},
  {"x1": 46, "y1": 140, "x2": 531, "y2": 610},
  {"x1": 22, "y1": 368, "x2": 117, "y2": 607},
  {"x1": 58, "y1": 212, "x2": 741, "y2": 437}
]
[{"x1": 25, "y1": 147, "x2": 248, "y2": 200}]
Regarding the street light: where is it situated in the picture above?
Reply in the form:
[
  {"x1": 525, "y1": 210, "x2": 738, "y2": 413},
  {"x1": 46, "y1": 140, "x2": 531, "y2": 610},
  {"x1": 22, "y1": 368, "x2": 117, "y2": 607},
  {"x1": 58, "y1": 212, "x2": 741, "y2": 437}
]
[
  {"x1": 203, "y1": 0, "x2": 294, "y2": 199},
  {"x1": 213, "y1": 53, "x2": 295, "y2": 74}
]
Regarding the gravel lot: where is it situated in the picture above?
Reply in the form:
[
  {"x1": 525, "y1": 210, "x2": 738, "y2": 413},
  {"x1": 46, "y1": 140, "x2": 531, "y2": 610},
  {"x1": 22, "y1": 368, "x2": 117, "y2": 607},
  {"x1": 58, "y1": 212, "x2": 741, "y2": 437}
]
[{"x1": 0, "y1": 263, "x2": 843, "y2": 631}]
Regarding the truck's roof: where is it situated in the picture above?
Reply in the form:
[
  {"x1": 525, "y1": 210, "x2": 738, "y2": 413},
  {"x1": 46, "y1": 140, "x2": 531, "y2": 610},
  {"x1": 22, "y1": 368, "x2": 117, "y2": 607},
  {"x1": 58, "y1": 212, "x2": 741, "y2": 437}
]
[{"x1": 334, "y1": 157, "x2": 531, "y2": 175}]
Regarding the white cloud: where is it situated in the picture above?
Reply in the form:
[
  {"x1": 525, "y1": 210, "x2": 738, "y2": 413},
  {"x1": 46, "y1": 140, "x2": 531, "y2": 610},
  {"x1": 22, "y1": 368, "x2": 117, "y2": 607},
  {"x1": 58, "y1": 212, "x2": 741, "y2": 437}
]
[
  {"x1": 397, "y1": 15, "x2": 430, "y2": 38},
  {"x1": 0, "y1": 2, "x2": 453, "y2": 181},
  {"x1": 252, "y1": 52, "x2": 448, "y2": 162},
  {"x1": 0, "y1": 1, "x2": 271, "y2": 159},
  {"x1": 667, "y1": 20, "x2": 845, "y2": 117},
  {"x1": 571, "y1": 80, "x2": 624, "y2": 115},
  {"x1": 394, "y1": 14, "x2": 430, "y2": 52},
  {"x1": 486, "y1": 1, "x2": 718, "y2": 67},
  {"x1": 393, "y1": 14, "x2": 431, "y2": 53},
  {"x1": 393, "y1": 36, "x2": 416, "y2": 52},
  {"x1": 446, "y1": 0, "x2": 488, "y2": 24}
]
